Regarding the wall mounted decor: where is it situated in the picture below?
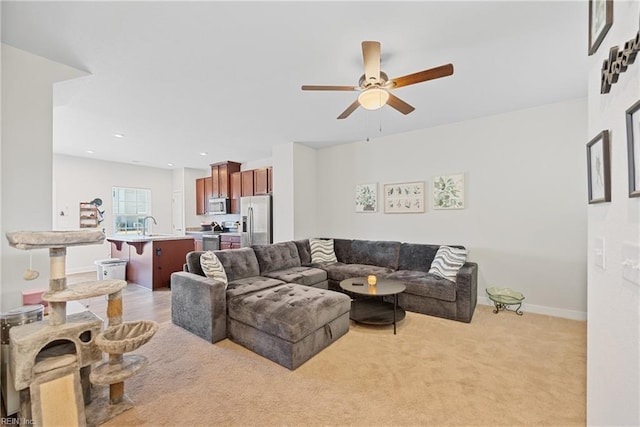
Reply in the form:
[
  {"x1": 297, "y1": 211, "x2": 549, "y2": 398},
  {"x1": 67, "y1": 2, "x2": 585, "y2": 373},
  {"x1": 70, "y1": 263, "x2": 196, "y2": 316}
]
[
  {"x1": 626, "y1": 99, "x2": 640, "y2": 198},
  {"x1": 433, "y1": 174, "x2": 465, "y2": 209},
  {"x1": 589, "y1": 0, "x2": 613, "y2": 56},
  {"x1": 601, "y1": 13, "x2": 640, "y2": 93},
  {"x1": 384, "y1": 182, "x2": 425, "y2": 213},
  {"x1": 355, "y1": 183, "x2": 378, "y2": 212},
  {"x1": 587, "y1": 130, "x2": 611, "y2": 204}
]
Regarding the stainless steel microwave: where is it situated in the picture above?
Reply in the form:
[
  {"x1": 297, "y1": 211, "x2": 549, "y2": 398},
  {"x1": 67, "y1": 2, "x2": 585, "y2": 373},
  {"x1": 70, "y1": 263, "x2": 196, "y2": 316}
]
[{"x1": 208, "y1": 197, "x2": 229, "y2": 215}]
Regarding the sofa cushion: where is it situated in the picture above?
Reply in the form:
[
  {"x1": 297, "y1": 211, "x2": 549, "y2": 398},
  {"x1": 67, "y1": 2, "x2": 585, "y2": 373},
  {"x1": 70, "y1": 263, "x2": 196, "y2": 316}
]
[
  {"x1": 252, "y1": 241, "x2": 301, "y2": 274},
  {"x1": 226, "y1": 276, "x2": 285, "y2": 299},
  {"x1": 200, "y1": 251, "x2": 228, "y2": 287},
  {"x1": 262, "y1": 266, "x2": 327, "y2": 287},
  {"x1": 397, "y1": 243, "x2": 441, "y2": 273},
  {"x1": 293, "y1": 239, "x2": 312, "y2": 265},
  {"x1": 332, "y1": 238, "x2": 353, "y2": 263},
  {"x1": 428, "y1": 246, "x2": 468, "y2": 282},
  {"x1": 350, "y1": 240, "x2": 401, "y2": 270},
  {"x1": 186, "y1": 251, "x2": 207, "y2": 276},
  {"x1": 321, "y1": 262, "x2": 393, "y2": 283},
  {"x1": 214, "y1": 248, "x2": 261, "y2": 282},
  {"x1": 227, "y1": 284, "x2": 351, "y2": 343},
  {"x1": 384, "y1": 270, "x2": 457, "y2": 302},
  {"x1": 310, "y1": 239, "x2": 338, "y2": 263}
]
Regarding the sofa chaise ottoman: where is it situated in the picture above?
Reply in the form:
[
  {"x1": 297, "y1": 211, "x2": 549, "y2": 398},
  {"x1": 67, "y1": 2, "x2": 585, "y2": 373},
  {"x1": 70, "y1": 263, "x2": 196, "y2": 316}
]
[
  {"x1": 227, "y1": 283, "x2": 350, "y2": 370},
  {"x1": 172, "y1": 246, "x2": 350, "y2": 370}
]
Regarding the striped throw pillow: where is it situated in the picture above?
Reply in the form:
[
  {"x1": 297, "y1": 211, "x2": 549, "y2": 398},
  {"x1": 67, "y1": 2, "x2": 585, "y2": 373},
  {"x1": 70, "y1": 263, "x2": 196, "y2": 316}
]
[
  {"x1": 200, "y1": 251, "x2": 228, "y2": 288},
  {"x1": 310, "y1": 239, "x2": 338, "y2": 264},
  {"x1": 428, "y1": 246, "x2": 468, "y2": 282}
]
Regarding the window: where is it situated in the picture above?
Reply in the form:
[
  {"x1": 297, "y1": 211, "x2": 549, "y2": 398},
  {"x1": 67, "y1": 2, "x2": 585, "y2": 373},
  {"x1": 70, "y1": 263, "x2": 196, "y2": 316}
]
[{"x1": 112, "y1": 187, "x2": 151, "y2": 234}]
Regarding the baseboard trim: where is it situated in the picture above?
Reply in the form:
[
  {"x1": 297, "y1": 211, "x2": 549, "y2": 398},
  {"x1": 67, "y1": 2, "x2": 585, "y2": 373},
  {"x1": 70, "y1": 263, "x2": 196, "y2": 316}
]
[
  {"x1": 66, "y1": 266, "x2": 97, "y2": 275},
  {"x1": 477, "y1": 296, "x2": 587, "y2": 321}
]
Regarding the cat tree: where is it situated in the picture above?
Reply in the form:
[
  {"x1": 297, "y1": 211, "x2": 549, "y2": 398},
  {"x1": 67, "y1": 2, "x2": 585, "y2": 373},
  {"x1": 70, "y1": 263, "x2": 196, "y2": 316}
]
[{"x1": 6, "y1": 230, "x2": 158, "y2": 426}]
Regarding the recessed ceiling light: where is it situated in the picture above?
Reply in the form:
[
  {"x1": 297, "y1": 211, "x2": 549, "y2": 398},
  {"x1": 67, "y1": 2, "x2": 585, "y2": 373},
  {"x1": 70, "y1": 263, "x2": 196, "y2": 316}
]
[
  {"x1": 167, "y1": 162, "x2": 175, "y2": 167},
  {"x1": 199, "y1": 152, "x2": 208, "y2": 156},
  {"x1": 86, "y1": 150, "x2": 94, "y2": 154},
  {"x1": 113, "y1": 133, "x2": 125, "y2": 138}
]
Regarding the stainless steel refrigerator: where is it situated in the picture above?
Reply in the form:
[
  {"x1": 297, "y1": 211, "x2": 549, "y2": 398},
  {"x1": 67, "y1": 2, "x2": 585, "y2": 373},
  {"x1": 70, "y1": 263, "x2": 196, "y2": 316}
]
[{"x1": 240, "y1": 195, "x2": 272, "y2": 247}]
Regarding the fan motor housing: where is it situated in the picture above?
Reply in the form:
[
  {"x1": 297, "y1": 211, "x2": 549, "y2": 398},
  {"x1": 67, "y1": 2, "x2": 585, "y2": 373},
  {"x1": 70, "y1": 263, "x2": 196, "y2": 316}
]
[{"x1": 359, "y1": 71, "x2": 389, "y2": 88}]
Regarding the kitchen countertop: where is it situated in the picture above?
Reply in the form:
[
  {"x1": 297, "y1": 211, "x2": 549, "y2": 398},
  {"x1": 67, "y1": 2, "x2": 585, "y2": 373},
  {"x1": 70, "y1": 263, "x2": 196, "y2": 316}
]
[
  {"x1": 186, "y1": 231, "x2": 240, "y2": 236},
  {"x1": 107, "y1": 234, "x2": 194, "y2": 243}
]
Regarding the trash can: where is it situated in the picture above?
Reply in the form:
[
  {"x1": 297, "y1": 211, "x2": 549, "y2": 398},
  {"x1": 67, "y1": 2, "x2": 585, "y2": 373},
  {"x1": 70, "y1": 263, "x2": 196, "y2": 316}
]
[{"x1": 94, "y1": 258, "x2": 127, "y2": 280}]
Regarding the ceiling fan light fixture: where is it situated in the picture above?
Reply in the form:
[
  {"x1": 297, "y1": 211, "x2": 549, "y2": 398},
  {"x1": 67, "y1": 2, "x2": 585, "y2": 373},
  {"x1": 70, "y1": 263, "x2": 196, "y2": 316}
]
[{"x1": 358, "y1": 87, "x2": 389, "y2": 110}]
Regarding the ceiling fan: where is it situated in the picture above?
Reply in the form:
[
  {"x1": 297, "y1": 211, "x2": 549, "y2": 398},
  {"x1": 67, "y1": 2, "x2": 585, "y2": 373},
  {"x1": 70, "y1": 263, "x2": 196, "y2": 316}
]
[{"x1": 302, "y1": 41, "x2": 454, "y2": 119}]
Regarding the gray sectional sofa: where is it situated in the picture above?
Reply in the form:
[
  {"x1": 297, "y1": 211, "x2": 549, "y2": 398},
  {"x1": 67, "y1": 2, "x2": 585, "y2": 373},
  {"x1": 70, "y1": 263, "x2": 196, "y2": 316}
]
[{"x1": 171, "y1": 238, "x2": 477, "y2": 370}]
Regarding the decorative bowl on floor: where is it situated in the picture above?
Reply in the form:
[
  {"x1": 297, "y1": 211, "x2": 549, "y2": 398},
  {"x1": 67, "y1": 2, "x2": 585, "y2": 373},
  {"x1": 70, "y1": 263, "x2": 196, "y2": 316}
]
[
  {"x1": 95, "y1": 320, "x2": 159, "y2": 354},
  {"x1": 485, "y1": 287, "x2": 524, "y2": 303}
]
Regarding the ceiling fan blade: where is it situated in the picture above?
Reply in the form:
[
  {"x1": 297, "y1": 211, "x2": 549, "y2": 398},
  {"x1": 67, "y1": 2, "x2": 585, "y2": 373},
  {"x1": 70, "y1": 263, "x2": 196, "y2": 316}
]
[
  {"x1": 386, "y1": 93, "x2": 415, "y2": 115},
  {"x1": 301, "y1": 85, "x2": 358, "y2": 91},
  {"x1": 390, "y1": 63, "x2": 454, "y2": 89},
  {"x1": 362, "y1": 41, "x2": 381, "y2": 84},
  {"x1": 337, "y1": 99, "x2": 361, "y2": 120}
]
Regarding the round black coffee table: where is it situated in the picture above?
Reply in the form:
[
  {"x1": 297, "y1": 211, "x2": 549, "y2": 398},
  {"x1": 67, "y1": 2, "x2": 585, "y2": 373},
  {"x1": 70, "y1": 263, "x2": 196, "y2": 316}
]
[{"x1": 340, "y1": 277, "x2": 406, "y2": 335}]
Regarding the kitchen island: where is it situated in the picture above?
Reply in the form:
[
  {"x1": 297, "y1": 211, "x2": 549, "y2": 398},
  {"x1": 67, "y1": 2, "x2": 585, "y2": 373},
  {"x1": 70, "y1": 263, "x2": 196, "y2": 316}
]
[{"x1": 107, "y1": 235, "x2": 194, "y2": 290}]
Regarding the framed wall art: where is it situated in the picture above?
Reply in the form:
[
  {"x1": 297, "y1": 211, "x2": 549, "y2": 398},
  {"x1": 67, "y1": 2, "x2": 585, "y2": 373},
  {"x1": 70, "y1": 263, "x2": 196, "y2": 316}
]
[
  {"x1": 383, "y1": 182, "x2": 425, "y2": 213},
  {"x1": 626, "y1": 99, "x2": 640, "y2": 198},
  {"x1": 355, "y1": 183, "x2": 378, "y2": 212},
  {"x1": 588, "y1": 0, "x2": 613, "y2": 56},
  {"x1": 433, "y1": 174, "x2": 465, "y2": 209},
  {"x1": 587, "y1": 130, "x2": 611, "y2": 204}
]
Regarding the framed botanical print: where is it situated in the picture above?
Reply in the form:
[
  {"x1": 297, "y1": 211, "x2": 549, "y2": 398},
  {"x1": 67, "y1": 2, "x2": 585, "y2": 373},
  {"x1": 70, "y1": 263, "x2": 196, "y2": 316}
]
[
  {"x1": 355, "y1": 183, "x2": 378, "y2": 212},
  {"x1": 626, "y1": 99, "x2": 640, "y2": 198},
  {"x1": 587, "y1": 130, "x2": 611, "y2": 204},
  {"x1": 588, "y1": 0, "x2": 613, "y2": 56},
  {"x1": 383, "y1": 182, "x2": 425, "y2": 213},
  {"x1": 433, "y1": 174, "x2": 465, "y2": 209}
]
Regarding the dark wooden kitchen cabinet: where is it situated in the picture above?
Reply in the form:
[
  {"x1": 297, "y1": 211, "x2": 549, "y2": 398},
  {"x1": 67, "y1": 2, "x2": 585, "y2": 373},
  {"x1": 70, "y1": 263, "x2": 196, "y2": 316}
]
[
  {"x1": 254, "y1": 167, "x2": 271, "y2": 195},
  {"x1": 241, "y1": 170, "x2": 254, "y2": 196},
  {"x1": 220, "y1": 235, "x2": 241, "y2": 250},
  {"x1": 230, "y1": 171, "x2": 241, "y2": 214},
  {"x1": 107, "y1": 237, "x2": 195, "y2": 290},
  {"x1": 196, "y1": 178, "x2": 206, "y2": 215},
  {"x1": 211, "y1": 161, "x2": 241, "y2": 198},
  {"x1": 196, "y1": 176, "x2": 213, "y2": 215}
]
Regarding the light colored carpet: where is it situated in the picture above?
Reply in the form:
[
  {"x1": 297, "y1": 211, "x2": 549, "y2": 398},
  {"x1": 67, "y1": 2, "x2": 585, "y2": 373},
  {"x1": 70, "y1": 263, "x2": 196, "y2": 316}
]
[{"x1": 104, "y1": 305, "x2": 586, "y2": 426}]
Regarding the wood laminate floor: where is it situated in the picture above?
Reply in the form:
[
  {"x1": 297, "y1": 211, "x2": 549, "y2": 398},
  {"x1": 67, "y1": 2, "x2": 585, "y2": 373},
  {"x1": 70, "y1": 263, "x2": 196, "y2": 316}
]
[{"x1": 69, "y1": 272, "x2": 172, "y2": 324}]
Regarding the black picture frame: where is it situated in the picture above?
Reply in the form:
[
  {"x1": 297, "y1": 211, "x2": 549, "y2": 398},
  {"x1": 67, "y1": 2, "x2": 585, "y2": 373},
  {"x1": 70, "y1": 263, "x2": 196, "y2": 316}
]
[
  {"x1": 588, "y1": 0, "x2": 613, "y2": 56},
  {"x1": 626, "y1": 99, "x2": 640, "y2": 198},
  {"x1": 587, "y1": 130, "x2": 611, "y2": 204}
]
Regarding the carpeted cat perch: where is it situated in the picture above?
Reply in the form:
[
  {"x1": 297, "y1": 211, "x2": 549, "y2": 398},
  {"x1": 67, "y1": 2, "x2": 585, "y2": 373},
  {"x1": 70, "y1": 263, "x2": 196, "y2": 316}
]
[{"x1": 6, "y1": 230, "x2": 158, "y2": 426}]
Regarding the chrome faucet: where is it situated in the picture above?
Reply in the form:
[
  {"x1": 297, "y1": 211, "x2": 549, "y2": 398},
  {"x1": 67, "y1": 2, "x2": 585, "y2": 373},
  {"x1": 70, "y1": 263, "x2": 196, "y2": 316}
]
[{"x1": 141, "y1": 215, "x2": 157, "y2": 236}]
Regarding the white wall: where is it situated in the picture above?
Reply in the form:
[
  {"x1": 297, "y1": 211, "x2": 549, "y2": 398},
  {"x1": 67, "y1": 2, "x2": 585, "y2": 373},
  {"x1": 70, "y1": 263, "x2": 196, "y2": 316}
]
[
  {"x1": 53, "y1": 154, "x2": 174, "y2": 273},
  {"x1": 1, "y1": 45, "x2": 87, "y2": 310},
  {"x1": 272, "y1": 143, "x2": 295, "y2": 242},
  {"x1": 586, "y1": 1, "x2": 640, "y2": 425},
  {"x1": 242, "y1": 157, "x2": 272, "y2": 170},
  {"x1": 181, "y1": 167, "x2": 209, "y2": 229},
  {"x1": 272, "y1": 142, "x2": 318, "y2": 242},
  {"x1": 314, "y1": 98, "x2": 587, "y2": 319},
  {"x1": 293, "y1": 144, "x2": 317, "y2": 240}
]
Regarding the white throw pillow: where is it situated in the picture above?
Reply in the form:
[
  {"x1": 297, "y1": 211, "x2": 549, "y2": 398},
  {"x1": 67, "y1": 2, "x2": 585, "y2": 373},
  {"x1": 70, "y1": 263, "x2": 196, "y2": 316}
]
[
  {"x1": 309, "y1": 239, "x2": 338, "y2": 264},
  {"x1": 428, "y1": 246, "x2": 468, "y2": 282},
  {"x1": 200, "y1": 251, "x2": 228, "y2": 288}
]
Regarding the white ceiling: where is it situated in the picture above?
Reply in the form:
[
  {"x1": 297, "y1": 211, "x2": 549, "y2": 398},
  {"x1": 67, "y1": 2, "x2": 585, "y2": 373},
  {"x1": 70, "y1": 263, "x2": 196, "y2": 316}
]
[{"x1": 2, "y1": 1, "x2": 588, "y2": 170}]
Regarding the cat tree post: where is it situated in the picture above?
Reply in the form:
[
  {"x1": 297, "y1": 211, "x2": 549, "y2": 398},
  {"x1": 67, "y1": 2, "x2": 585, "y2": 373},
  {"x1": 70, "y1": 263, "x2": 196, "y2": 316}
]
[
  {"x1": 107, "y1": 290, "x2": 124, "y2": 404},
  {"x1": 48, "y1": 247, "x2": 67, "y2": 326}
]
